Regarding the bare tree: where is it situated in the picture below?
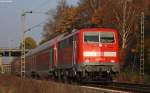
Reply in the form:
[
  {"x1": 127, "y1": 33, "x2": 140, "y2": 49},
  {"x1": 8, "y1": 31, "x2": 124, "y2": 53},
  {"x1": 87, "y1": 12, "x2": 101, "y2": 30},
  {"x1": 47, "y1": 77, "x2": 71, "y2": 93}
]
[{"x1": 95, "y1": 0, "x2": 143, "y2": 49}]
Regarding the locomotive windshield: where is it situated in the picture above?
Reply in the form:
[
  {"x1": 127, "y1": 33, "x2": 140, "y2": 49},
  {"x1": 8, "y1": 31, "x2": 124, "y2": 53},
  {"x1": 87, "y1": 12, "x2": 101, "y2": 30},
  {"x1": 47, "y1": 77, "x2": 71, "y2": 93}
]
[
  {"x1": 100, "y1": 32, "x2": 114, "y2": 43},
  {"x1": 84, "y1": 32, "x2": 99, "y2": 43},
  {"x1": 84, "y1": 32, "x2": 114, "y2": 43}
]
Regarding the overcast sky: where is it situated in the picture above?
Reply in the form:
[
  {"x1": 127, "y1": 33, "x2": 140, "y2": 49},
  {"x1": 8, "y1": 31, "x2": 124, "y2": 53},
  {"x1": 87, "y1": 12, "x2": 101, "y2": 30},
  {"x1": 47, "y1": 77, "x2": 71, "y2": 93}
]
[{"x1": 0, "y1": 0, "x2": 78, "y2": 63}]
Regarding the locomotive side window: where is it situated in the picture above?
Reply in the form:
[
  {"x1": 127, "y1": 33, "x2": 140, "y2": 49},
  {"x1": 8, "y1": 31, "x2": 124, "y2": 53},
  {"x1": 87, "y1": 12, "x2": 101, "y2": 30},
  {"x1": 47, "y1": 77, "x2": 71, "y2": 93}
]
[
  {"x1": 84, "y1": 32, "x2": 99, "y2": 43},
  {"x1": 100, "y1": 32, "x2": 114, "y2": 43},
  {"x1": 59, "y1": 36, "x2": 73, "y2": 49},
  {"x1": 69, "y1": 36, "x2": 73, "y2": 46}
]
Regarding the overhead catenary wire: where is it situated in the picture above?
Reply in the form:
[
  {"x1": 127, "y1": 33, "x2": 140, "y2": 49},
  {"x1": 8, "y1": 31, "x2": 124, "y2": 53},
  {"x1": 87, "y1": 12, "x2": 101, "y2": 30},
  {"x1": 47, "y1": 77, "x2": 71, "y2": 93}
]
[
  {"x1": 31, "y1": 0, "x2": 50, "y2": 13},
  {"x1": 22, "y1": 0, "x2": 51, "y2": 33},
  {"x1": 24, "y1": 21, "x2": 46, "y2": 33}
]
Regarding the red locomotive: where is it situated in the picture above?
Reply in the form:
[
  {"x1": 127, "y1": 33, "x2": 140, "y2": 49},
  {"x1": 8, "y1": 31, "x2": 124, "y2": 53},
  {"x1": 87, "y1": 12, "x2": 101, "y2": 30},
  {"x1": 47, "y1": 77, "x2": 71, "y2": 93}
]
[{"x1": 11, "y1": 28, "x2": 119, "y2": 82}]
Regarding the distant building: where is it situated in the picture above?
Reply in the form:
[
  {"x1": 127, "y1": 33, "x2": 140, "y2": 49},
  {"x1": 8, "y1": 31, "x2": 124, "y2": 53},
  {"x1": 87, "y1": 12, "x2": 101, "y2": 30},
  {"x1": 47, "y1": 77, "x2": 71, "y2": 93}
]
[
  {"x1": 0, "y1": 57, "x2": 11, "y2": 74},
  {"x1": 2, "y1": 64, "x2": 11, "y2": 74}
]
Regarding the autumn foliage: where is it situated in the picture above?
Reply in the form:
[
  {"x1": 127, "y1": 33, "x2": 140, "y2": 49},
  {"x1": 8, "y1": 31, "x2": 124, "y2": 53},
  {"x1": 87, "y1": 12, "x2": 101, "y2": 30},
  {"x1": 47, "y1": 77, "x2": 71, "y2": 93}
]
[{"x1": 43, "y1": 0, "x2": 144, "y2": 48}]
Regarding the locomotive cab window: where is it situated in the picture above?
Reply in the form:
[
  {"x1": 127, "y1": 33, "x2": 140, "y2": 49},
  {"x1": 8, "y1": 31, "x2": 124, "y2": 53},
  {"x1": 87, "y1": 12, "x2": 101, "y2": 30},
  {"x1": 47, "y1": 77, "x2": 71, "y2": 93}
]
[
  {"x1": 100, "y1": 32, "x2": 114, "y2": 43},
  {"x1": 84, "y1": 32, "x2": 114, "y2": 43},
  {"x1": 84, "y1": 32, "x2": 99, "y2": 43}
]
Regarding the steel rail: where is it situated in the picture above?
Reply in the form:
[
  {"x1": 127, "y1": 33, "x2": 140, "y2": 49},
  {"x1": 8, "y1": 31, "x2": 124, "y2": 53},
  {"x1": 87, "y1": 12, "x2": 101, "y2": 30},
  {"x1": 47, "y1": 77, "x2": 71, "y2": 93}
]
[{"x1": 81, "y1": 82, "x2": 150, "y2": 93}]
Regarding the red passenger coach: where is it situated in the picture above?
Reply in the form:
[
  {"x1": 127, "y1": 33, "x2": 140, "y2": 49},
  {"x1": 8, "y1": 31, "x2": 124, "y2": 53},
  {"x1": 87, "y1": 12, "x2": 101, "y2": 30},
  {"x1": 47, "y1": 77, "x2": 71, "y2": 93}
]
[{"x1": 11, "y1": 28, "x2": 119, "y2": 82}]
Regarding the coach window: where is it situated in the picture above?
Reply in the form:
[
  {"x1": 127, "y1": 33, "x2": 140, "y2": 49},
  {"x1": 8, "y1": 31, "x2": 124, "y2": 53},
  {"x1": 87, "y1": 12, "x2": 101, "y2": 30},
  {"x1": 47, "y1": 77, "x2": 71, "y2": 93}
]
[
  {"x1": 100, "y1": 32, "x2": 114, "y2": 43},
  {"x1": 65, "y1": 39, "x2": 69, "y2": 47},
  {"x1": 59, "y1": 40, "x2": 65, "y2": 49},
  {"x1": 84, "y1": 32, "x2": 99, "y2": 43}
]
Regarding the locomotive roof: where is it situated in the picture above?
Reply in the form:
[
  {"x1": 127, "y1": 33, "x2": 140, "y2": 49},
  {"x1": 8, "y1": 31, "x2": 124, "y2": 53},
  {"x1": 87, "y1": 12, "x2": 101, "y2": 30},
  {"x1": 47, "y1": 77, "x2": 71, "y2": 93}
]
[
  {"x1": 25, "y1": 29, "x2": 79, "y2": 57},
  {"x1": 25, "y1": 33, "x2": 66, "y2": 57},
  {"x1": 80, "y1": 27, "x2": 118, "y2": 32}
]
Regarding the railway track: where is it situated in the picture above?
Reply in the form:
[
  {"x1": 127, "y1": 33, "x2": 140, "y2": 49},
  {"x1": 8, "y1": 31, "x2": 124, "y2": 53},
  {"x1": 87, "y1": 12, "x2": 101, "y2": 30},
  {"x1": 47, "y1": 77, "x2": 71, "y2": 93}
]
[
  {"x1": 39, "y1": 77, "x2": 150, "y2": 93},
  {"x1": 110, "y1": 82, "x2": 150, "y2": 93},
  {"x1": 24, "y1": 77, "x2": 150, "y2": 93},
  {"x1": 49, "y1": 79, "x2": 150, "y2": 93},
  {"x1": 81, "y1": 82, "x2": 150, "y2": 93}
]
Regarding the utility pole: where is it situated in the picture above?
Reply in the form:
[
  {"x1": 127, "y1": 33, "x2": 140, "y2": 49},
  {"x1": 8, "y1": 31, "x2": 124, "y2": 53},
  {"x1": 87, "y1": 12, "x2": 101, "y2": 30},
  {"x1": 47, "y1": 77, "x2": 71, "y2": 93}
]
[
  {"x1": 20, "y1": 9, "x2": 46, "y2": 78},
  {"x1": 140, "y1": 12, "x2": 144, "y2": 82},
  {"x1": 21, "y1": 10, "x2": 26, "y2": 78}
]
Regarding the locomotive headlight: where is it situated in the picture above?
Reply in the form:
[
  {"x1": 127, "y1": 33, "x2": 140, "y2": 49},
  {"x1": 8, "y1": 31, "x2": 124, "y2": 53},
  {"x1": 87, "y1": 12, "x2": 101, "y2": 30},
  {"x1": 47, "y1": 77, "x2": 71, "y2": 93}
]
[
  {"x1": 83, "y1": 51, "x2": 97, "y2": 57},
  {"x1": 111, "y1": 60, "x2": 115, "y2": 63},
  {"x1": 104, "y1": 52, "x2": 116, "y2": 57}
]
